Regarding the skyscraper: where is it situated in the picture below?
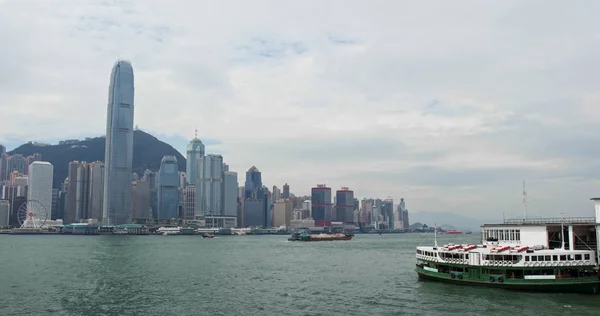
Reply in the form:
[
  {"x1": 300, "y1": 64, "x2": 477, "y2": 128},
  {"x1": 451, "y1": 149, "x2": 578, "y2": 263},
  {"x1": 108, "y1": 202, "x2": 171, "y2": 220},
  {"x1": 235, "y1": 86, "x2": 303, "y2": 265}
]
[
  {"x1": 311, "y1": 184, "x2": 332, "y2": 227},
  {"x1": 131, "y1": 179, "x2": 151, "y2": 220},
  {"x1": 282, "y1": 183, "x2": 290, "y2": 199},
  {"x1": 382, "y1": 197, "x2": 394, "y2": 230},
  {"x1": 158, "y1": 156, "x2": 180, "y2": 219},
  {"x1": 196, "y1": 154, "x2": 223, "y2": 216},
  {"x1": 273, "y1": 199, "x2": 292, "y2": 228},
  {"x1": 186, "y1": 133, "x2": 205, "y2": 186},
  {"x1": 272, "y1": 185, "x2": 281, "y2": 201},
  {"x1": 244, "y1": 166, "x2": 262, "y2": 199},
  {"x1": 89, "y1": 162, "x2": 104, "y2": 220},
  {"x1": 103, "y1": 60, "x2": 135, "y2": 225},
  {"x1": 335, "y1": 187, "x2": 355, "y2": 224},
  {"x1": 27, "y1": 161, "x2": 53, "y2": 221},
  {"x1": 222, "y1": 171, "x2": 238, "y2": 217}
]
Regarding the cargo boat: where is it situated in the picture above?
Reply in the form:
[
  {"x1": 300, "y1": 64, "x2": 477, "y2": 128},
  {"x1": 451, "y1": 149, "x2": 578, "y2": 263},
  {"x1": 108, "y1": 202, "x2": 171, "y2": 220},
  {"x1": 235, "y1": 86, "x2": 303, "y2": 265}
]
[
  {"x1": 288, "y1": 231, "x2": 353, "y2": 242},
  {"x1": 414, "y1": 198, "x2": 600, "y2": 294}
]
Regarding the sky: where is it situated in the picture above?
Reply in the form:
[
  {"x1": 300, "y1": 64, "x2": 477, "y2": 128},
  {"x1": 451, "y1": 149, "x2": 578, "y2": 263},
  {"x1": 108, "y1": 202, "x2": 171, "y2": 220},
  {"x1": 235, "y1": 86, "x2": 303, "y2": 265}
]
[{"x1": 1, "y1": 0, "x2": 600, "y2": 221}]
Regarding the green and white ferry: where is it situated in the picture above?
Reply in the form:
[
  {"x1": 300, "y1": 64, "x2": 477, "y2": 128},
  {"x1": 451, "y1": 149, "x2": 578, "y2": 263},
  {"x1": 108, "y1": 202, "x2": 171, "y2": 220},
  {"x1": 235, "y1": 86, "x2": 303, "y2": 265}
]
[{"x1": 415, "y1": 198, "x2": 600, "y2": 294}]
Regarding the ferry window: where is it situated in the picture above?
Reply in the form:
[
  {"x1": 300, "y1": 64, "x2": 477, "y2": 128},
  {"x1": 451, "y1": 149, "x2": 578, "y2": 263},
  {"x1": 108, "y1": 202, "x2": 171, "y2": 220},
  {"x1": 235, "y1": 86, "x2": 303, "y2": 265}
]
[
  {"x1": 465, "y1": 254, "x2": 469, "y2": 259},
  {"x1": 525, "y1": 256, "x2": 530, "y2": 262},
  {"x1": 552, "y1": 255, "x2": 558, "y2": 261},
  {"x1": 500, "y1": 230, "x2": 504, "y2": 240},
  {"x1": 568, "y1": 255, "x2": 574, "y2": 261},
  {"x1": 544, "y1": 255, "x2": 551, "y2": 261},
  {"x1": 575, "y1": 254, "x2": 582, "y2": 260},
  {"x1": 538, "y1": 256, "x2": 544, "y2": 261},
  {"x1": 531, "y1": 256, "x2": 537, "y2": 262},
  {"x1": 510, "y1": 230, "x2": 515, "y2": 240},
  {"x1": 585, "y1": 254, "x2": 590, "y2": 260},
  {"x1": 560, "y1": 255, "x2": 567, "y2": 261},
  {"x1": 516, "y1": 230, "x2": 520, "y2": 241}
]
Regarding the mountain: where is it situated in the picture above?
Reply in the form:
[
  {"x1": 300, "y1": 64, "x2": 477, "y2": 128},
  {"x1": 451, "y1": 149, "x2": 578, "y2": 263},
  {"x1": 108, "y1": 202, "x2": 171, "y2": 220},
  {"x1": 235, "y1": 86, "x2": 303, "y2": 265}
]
[
  {"x1": 8, "y1": 130, "x2": 186, "y2": 189},
  {"x1": 410, "y1": 211, "x2": 497, "y2": 232}
]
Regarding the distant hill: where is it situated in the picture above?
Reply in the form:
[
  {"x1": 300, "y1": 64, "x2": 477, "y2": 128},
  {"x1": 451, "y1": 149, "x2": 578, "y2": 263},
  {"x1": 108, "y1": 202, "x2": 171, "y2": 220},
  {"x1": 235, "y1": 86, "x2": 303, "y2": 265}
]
[
  {"x1": 8, "y1": 130, "x2": 186, "y2": 189},
  {"x1": 410, "y1": 211, "x2": 495, "y2": 232}
]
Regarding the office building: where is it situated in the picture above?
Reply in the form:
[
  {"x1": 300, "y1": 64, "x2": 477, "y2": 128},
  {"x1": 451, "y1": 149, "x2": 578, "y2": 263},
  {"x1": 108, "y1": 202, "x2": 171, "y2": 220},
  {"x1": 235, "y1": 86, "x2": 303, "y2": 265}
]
[
  {"x1": 103, "y1": 60, "x2": 135, "y2": 225},
  {"x1": 0, "y1": 200, "x2": 9, "y2": 228},
  {"x1": 131, "y1": 180, "x2": 151, "y2": 220},
  {"x1": 244, "y1": 166, "x2": 262, "y2": 199},
  {"x1": 27, "y1": 161, "x2": 53, "y2": 221},
  {"x1": 186, "y1": 133, "x2": 205, "y2": 185},
  {"x1": 158, "y1": 156, "x2": 180, "y2": 219},
  {"x1": 272, "y1": 185, "x2": 281, "y2": 202},
  {"x1": 222, "y1": 171, "x2": 238, "y2": 217},
  {"x1": 282, "y1": 183, "x2": 290, "y2": 199},
  {"x1": 183, "y1": 185, "x2": 196, "y2": 219},
  {"x1": 196, "y1": 154, "x2": 223, "y2": 216},
  {"x1": 89, "y1": 162, "x2": 104, "y2": 220},
  {"x1": 273, "y1": 199, "x2": 292, "y2": 228},
  {"x1": 335, "y1": 187, "x2": 355, "y2": 224},
  {"x1": 382, "y1": 197, "x2": 394, "y2": 230},
  {"x1": 311, "y1": 184, "x2": 332, "y2": 227}
]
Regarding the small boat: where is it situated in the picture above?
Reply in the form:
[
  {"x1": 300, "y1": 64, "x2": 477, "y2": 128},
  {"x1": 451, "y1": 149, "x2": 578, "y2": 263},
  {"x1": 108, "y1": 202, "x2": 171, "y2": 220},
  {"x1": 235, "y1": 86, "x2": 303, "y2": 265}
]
[
  {"x1": 288, "y1": 230, "x2": 353, "y2": 242},
  {"x1": 446, "y1": 230, "x2": 462, "y2": 234},
  {"x1": 465, "y1": 230, "x2": 472, "y2": 234},
  {"x1": 202, "y1": 233, "x2": 215, "y2": 238}
]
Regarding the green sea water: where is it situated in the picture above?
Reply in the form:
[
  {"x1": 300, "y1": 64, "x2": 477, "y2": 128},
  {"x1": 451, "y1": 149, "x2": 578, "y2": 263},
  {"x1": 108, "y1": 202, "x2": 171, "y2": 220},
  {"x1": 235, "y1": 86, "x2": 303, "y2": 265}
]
[{"x1": 1, "y1": 234, "x2": 599, "y2": 316}]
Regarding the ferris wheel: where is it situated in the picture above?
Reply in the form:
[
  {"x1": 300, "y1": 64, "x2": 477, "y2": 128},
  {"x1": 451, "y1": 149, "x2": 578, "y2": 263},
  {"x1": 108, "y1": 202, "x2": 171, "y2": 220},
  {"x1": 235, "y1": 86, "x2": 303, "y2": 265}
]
[{"x1": 17, "y1": 200, "x2": 48, "y2": 229}]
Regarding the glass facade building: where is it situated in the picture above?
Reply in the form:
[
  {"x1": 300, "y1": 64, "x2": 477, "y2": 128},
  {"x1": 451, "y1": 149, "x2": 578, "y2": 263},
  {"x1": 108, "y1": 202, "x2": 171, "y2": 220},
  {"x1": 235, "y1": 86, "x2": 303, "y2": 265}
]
[
  {"x1": 196, "y1": 155, "x2": 223, "y2": 216},
  {"x1": 311, "y1": 185, "x2": 332, "y2": 226},
  {"x1": 335, "y1": 187, "x2": 355, "y2": 224},
  {"x1": 186, "y1": 137, "x2": 205, "y2": 185},
  {"x1": 103, "y1": 60, "x2": 135, "y2": 225},
  {"x1": 158, "y1": 156, "x2": 180, "y2": 219}
]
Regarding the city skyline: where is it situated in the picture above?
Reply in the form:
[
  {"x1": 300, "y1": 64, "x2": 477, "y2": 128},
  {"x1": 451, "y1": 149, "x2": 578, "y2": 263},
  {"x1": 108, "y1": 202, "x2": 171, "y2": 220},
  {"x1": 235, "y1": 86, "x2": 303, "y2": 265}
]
[{"x1": 2, "y1": 1, "x2": 600, "y2": 219}]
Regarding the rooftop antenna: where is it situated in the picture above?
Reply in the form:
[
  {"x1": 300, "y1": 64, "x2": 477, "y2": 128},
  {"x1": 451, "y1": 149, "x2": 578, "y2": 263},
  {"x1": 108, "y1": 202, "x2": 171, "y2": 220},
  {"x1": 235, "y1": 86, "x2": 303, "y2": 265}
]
[
  {"x1": 522, "y1": 180, "x2": 528, "y2": 220},
  {"x1": 194, "y1": 129, "x2": 198, "y2": 139}
]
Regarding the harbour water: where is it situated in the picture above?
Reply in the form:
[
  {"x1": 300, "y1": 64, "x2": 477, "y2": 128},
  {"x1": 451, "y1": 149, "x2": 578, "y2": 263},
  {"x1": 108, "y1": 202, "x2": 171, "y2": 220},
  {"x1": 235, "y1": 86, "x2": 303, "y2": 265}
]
[{"x1": 1, "y1": 234, "x2": 599, "y2": 316}]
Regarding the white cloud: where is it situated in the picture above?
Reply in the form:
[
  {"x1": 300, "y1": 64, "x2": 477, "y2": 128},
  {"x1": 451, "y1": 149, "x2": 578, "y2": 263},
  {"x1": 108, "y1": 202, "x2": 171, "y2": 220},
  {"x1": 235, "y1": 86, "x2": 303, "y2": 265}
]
[{"x1": 2, "y1": 0, "x2": 600, "y2": 219}]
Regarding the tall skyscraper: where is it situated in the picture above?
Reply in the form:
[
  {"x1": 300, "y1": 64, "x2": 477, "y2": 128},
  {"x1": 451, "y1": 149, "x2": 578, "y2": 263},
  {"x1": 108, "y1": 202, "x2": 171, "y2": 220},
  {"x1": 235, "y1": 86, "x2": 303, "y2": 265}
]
[
  {"x1": 103, "y1": 60, "x2": 135, "y2": 225},
  {"x1": 282, "y1": 183, "x2": 290, "y2": 199},
  {"x1": 244, "y1": 166, "x2": 262, "y2": 199},
  {"x1": 382, "y1": 197, "x2": 394, "y2": 230},
  {"x1": 335, "y1": 187, "x2": 355, "y2": 224},
  {"x1": 27, "y1": 161, "x2": 53, "y2": 221},
  {"x1": 196, "y1": 155, "x2": 223, "y2": 216},
  {"x1": 143, "y1": 170, "x2": 158, "y2": 219},
  {"x1": 183, "y1": 185, "x2": 196, "y2": 219},
  {"x1": 311, "y1": 184, "x2": 332, "y2": 227},
  {"x1": 186, "y1": 132, "x2": 205, "y2": 186},
  {"x1": 157, "y1": 156, "x2": 180, "y2": 220},
  {"x1": 398, "y1": 198, "x2": 410, "y2": 229},
  {"x1": 65, "y1": 161, "x2": 80, "y2": 224},
  {"x1": 89, "y1": 162, "x2": 104, "y2": 220},
  {"x1": 75, "y1": 162, "x2": 91, "y2": 220},
  {"x1": 7, "y1": 154, "x2": 27, "y2": 176},
  {"x1": 272, "y1": 185, "x2": 281, "y2": 202},
  {"x1": 222, "y1": 171, "x2": 238, "y2": 217}
]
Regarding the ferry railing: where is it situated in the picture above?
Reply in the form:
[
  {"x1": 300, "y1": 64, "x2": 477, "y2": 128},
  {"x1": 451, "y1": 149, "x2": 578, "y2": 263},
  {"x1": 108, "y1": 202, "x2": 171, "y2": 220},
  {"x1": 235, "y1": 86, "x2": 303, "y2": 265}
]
[{"x1": 503, "y1": 217, "x2": 596, "y2": 225}]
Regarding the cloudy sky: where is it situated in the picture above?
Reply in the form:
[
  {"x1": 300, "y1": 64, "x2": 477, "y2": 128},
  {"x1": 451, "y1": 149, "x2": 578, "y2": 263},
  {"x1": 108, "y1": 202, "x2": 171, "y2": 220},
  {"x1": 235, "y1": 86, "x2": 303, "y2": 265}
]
[{"x1": 1, "y1": 0, "x2": 600, "y2": 220}]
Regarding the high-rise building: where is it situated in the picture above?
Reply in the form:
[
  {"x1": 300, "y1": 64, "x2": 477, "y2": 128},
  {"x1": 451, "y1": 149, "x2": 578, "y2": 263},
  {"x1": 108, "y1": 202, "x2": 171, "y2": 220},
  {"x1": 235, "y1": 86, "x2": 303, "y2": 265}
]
[
  {"x1": 158, "y1": 156, "x2": 180, "y2": 220},
  {"x1": 272, "y1": 185, "x2": 281, "y2": 202},
  {"x1": 131, "y1": 180, "x2": 150, "y2": 220},
  {"x1": 0, "y1": 145, "x2": 5, "y2": 155},
  {"x1": 273, "y1": 199, "x2": 292, "y2": 228},
  {"x1": 7, "y1": 154, "x2": 27, "y2": 176},
  {"x1": 244, "y1": 166, "x2": 262, "y2": 199},
  {"x1": 282, "y1": 183, "x2": 290, "y2": 199},
  {"x1": 0, "y1": 152, "x2": 7, "y2": 182},
  {"x1": 183, "y1": 185, "x2": 196, "y2": 219},
  {"x1": 186, "y1": 133, "x2": 205, "y2": 186},
  {"x1": 222, "y1": 171, "x2": 238, "y2": 217},
  {"x1": 142, "y1": 170, "x2": 158, "y2": 219},
  {"x1": 103, "y1": 60, "x2": 135, "y2": 225},
  {"x1": 75, "y1": 162, "x2": 91, "y2": 220},
  {"x1": 196, "y1": 154, "x2": 223, "y2": 216},
  {"x1": 382, "y1": 197, "x2": 394, "y2": 230},
  {"x1": 27, "y1": 161, "x2": 53, "y2": 221},
  {"x1": 335, "y1": 187, "x2": 355, "y2": 224},
  {"x1": 65, "y1": 161, "x2": 80, "y2": 224},
  {"x1": 89, "y1": 162, "x2": 104, "y2": 220},
  {"x1": 311, "y1": 184, "x2": 332, "y2": 227},
  {"x1": 0, "y1": 200, "x2": 9, "y2": 228},
  {"x1": 398, "y1": 198, "x2": 410, "y2": 229},
  {"x1": 51, "y1": 189, "x2": 59, "y2": 220}
]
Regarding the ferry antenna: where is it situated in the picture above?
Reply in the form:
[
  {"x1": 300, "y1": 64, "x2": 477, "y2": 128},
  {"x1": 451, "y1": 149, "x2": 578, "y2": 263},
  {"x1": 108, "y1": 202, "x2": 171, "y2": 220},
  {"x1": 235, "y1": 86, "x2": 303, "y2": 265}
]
[{"x1": 522, "y1": 180, "x2": 528, "y2": 220}]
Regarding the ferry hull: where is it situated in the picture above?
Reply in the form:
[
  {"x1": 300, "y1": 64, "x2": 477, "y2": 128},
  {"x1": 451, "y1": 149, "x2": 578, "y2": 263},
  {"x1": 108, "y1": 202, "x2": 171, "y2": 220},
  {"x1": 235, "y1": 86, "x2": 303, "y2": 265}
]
[{"x1": 416, "y1": 267, "x2": 600, "y2": 294}]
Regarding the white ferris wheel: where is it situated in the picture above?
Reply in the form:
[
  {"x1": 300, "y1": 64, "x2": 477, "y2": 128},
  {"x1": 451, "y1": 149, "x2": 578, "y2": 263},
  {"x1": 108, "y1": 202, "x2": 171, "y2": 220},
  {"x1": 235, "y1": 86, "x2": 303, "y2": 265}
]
[{"x1": 17, "y1": 200, "x2": 48, "y2": 229}]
